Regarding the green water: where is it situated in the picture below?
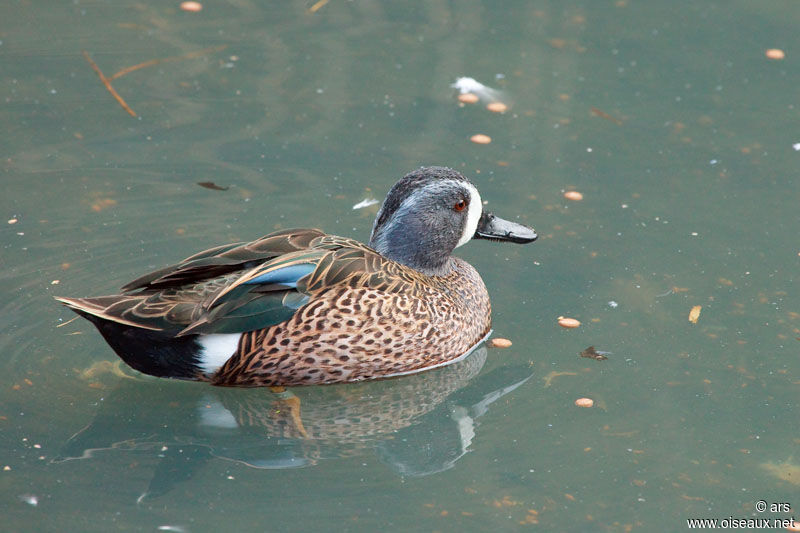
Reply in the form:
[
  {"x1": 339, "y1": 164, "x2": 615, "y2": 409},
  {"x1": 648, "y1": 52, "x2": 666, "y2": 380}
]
[{"x1": 2, "y1": 1, "x2": 799, "y2": 531}]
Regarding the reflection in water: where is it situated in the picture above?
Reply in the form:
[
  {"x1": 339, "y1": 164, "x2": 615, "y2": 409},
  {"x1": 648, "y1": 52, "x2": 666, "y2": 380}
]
[{"x1": 56, "y1": 347, "x2": 532, "y2": 499}]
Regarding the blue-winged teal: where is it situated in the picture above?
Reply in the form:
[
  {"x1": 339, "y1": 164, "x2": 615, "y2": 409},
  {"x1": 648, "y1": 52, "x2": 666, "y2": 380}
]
[{"x1": 57, "y1": 167, "x2": 537, "y2": 387}]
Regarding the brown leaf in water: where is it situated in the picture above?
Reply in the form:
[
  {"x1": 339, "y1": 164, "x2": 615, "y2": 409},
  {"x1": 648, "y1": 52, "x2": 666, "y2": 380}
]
[
  {"x1": 197, "y1": 181, "x2": 229, "y2": 191},
  {"x1": 590, "y1": 106, "x2": 623, "y2": 125},
  {"x1": 580, "y1": 346, "x2": 609, "y2": 361}
]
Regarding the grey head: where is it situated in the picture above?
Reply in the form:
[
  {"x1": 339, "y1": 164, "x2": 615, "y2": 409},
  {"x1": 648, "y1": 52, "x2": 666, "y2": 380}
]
[{"x1": 368, "y1": 166, "x2": 537, "y2": 276}]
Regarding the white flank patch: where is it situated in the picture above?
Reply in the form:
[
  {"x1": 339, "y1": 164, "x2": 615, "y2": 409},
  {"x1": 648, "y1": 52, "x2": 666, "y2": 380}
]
[
  {"x1": 197, "y1": 333, "x2": 240, "y2": 375},
  {"x1": 455, "y1": 182, "x2": 483, "y2": 248}
]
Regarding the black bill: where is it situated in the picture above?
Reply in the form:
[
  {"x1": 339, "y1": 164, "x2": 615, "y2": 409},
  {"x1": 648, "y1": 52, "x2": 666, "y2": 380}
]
[{"x1": 474, "y1": 212, "x2": 537, "y2": 244}]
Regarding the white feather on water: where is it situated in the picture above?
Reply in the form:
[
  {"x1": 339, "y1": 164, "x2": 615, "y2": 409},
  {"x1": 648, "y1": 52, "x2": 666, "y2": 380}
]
[{"x1": 450, "y1": 77, "x2": 506, "y2": 104}]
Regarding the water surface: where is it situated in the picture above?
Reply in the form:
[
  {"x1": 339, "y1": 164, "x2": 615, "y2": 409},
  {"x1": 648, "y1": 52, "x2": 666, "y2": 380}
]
[{"x1": 2, "y1": 1, "x2": 799, "y2": 531}]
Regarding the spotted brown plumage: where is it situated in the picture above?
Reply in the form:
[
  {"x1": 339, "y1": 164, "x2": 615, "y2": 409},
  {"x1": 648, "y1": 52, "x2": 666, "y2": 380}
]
[
  {"x1": 56, "y1": 167, "x2": 537, "y2": 387},
  {"x1": 212, "y1": 249, "x2": 490, "y2": 386}
]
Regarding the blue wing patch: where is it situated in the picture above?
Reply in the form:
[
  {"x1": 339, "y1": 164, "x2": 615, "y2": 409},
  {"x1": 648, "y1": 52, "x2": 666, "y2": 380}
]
[{"x1": 242, "y1": 263, "x2": 316, "y2": 288}]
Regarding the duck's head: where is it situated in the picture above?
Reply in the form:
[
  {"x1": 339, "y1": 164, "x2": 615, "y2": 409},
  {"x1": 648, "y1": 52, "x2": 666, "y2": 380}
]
[{"x1": 369, "y1": 167, "x2": 537, "y2": 275}]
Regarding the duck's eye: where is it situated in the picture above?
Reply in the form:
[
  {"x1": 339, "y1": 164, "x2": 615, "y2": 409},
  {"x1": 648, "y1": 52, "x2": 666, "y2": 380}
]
[{"x1": 454, "y1": 200, "x2": 467, "y2": 212}]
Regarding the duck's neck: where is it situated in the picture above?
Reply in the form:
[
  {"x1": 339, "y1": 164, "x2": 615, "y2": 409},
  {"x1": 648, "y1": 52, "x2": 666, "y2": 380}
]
[{"x1": 369, "y1": 233, "x2": 455, "y2": 277}]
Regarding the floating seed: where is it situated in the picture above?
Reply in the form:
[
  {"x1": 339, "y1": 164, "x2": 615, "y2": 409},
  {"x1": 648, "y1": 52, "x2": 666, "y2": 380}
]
[
  {"x1": 558, "y1": 316, "x2": 581, "y2": 328},
  {"x1": 489, "y1": 338, "x2": 512, "y2": 348},
  {"x1": 574, "y1": 397, "x2": 594, "y2": 408}
]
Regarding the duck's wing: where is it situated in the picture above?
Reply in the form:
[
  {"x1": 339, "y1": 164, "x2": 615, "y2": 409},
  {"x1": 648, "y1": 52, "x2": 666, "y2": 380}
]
[
  {"x1": 175, "y1": 235, "x2": 418, "y2": 336},
  {"x1": 58, "y1": 229, "x2": 327, "y2": 333},
  {"x1": 121, "y1": 228, "x2": 326, "y2": 292},
  {"x1": 59, "y1": 232, "x2": 417, "y2": 337}
]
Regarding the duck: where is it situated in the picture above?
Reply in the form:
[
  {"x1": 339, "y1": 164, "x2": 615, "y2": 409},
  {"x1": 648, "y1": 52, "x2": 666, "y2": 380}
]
[{"x1": 56, "y1": 166, "x2": 537, "y2": 387}]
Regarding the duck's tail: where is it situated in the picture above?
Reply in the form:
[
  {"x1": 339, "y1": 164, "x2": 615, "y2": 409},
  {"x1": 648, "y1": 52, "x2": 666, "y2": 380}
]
[{"x1": 55, "y1": 296, "x2": 208, "y2": 381}]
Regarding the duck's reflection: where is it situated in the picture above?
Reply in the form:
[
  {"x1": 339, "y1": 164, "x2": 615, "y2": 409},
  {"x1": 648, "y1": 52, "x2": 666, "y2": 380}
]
[{"x1": 57, "y1": 347, "x2": 532, "y2": 498}]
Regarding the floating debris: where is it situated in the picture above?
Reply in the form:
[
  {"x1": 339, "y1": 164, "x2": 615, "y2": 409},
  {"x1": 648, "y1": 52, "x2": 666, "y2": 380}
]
[
  {"x1": 574, "y1": 397, "x2": 594, "y2": 408},
  {"x1": 765, "y1": 48, "x2": 785, "y2": 60},
  {"x1": 656, "y1": 286, "x2": 689, "y2": 298},
  {"x1": 470, "y1": 134, "x2": 492, "y2": 145},
  {"x1": 542, "y1": 370, "x2": 577, "y2": 388},
  {"x1": 56, "y1": 316, "x2": 79, "y2": 328},
  {"x1": 83, "y1": 45, "x2": 227, "y2": 117},
  {"x1": 180, "y1": 1, "x2": 203, "y2": 12},
  {"x1": 688, "y1": 305, "x2": 702, "y2": 324},
  {"x1": 77, "y1": 360, "x2": 135, "y2": 381},
  {"x1": 82, "y1": 51, "x2": 137, "y2": 117},
  {"x1": 590, "y1": 106, "x2": 623, "y2": 125},
  {"x1": 19, "y1": 494, "x2": 38, "y2": 506},
  {"x1": 761, "y1": 458, "x2": 800, "y2": 485},
  {"x1": 558, "y1": 316, "x2": 581, "y2": 329},
  {"x1": 91, "y1": 197, "x2": 117, "y2": 212},
  {"x1": 197, "y1": 181, "x2": 229, "y2": 191},
  {"x1": 352, "y1": 198, "x2": 379, "y2": 210},
  {"x1": 451, "y1": 77, "x2": 507, "y2": 106},
  {"x1": 489, "y1": 337, "x2": 512, "y2": 348},
  {"x1": 307, "y1": 0, "x2": 329, "y2": 13},
  {"x1": 580, "y1": 346, "x2": 609, "y2": 361}
]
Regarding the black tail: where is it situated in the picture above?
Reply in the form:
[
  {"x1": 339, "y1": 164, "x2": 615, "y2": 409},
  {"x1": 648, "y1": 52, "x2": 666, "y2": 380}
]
[{"x1": 61, "y1": 302, "x2": 204, "y2": 380}]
